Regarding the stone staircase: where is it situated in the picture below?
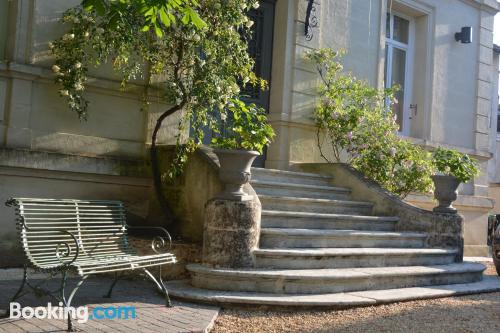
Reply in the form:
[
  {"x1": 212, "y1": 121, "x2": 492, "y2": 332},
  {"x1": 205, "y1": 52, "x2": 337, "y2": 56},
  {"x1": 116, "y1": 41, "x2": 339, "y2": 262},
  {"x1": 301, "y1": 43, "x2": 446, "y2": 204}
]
[{"x1": 168, "y1": 167, "x2": 499, "y2": 307}]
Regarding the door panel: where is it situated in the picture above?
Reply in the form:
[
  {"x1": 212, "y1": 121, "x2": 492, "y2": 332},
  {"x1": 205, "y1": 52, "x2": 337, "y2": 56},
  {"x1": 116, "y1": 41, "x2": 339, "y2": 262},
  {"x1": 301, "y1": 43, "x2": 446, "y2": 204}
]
[{"x1": 243, "y1": 0, "x2": 275, "y2": 167}]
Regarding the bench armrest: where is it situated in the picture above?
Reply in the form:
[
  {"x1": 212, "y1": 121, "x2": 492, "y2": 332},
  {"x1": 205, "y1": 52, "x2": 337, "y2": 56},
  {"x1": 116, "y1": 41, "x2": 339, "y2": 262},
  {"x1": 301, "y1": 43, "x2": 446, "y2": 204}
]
[
  {"x1": 54, "y1": 230, "x2": 81, "y2": 266},
  {"x1": 6, "y1": 198, "x2": 81, "y2": 268},
  {"x1": 21, "y1": 217, "x2": 80, "y2": 267},
  {"x1": 126, "y1": 225, "x2": 173, "y2": 254}
]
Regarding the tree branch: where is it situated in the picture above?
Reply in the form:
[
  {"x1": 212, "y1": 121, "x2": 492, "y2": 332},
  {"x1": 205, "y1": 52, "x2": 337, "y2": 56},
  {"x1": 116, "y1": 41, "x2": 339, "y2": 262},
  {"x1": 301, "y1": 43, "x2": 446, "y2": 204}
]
[
  {"x1": 316, "y1": 127, "x2": 331, "y2": 163},
  {"x1": 148, "y1": 39, "x2": 188, "y2": 225}
]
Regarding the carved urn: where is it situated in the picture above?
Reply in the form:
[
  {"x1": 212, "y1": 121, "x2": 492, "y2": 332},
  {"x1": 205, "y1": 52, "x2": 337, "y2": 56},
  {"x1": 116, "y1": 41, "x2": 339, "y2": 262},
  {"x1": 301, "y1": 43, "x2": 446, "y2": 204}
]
[
  {"x1": 213, "y1": 149, "x2": 259, "y2": 201},
  {"x1": 431, "y1": 175, "x2": 460, "y2": 214}
]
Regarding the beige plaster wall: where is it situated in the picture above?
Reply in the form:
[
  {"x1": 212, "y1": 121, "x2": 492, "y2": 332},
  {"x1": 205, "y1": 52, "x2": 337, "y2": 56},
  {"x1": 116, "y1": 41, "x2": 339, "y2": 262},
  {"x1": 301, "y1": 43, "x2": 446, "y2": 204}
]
[
  {"x1": 488, "y1": 51, "x2": 500, "y2": 190},
  {"x1": 426, "y1": 0, "x2": 479, "y2": 149},
  {"x1": 0, "y1": 0, "x2": 181, "y2": 161}
]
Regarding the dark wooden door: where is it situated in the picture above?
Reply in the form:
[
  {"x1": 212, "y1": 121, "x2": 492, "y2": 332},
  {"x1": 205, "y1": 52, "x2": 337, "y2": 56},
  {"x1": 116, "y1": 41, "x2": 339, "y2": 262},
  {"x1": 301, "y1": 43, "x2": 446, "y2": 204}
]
[
  {"x1": 243, "y1": 0, "x2": 275, "y2": 167},
  {"x1": 197, "y1": 0, "x2": 275, "y2": 167}
]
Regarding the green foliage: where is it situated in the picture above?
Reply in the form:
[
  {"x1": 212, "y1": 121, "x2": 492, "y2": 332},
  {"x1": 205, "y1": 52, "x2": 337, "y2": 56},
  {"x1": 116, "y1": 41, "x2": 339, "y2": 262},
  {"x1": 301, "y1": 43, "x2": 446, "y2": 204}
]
[
  {"x1": 50, "y1": 0, "x2": 271, "y2": 178},
  {"x1": 211, "y1": 98, "x2": 275, "y2": 153},
  {"x1": 306, "y1": 48, "x2": 434, "y2": 198},
  {"x1": 432, "y1": 148, "x2": 479, "y2": 183},
  {"x1": 81, "y1": 0, "x2": 206, "y2": 37}
]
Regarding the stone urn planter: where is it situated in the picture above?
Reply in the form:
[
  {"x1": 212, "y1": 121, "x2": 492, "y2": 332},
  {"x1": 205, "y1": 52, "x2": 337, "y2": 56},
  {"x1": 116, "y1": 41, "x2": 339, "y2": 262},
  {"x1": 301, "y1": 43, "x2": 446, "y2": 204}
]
[
  {"x1": 213, "y1": 149, "x2": 259, "y2": 201},
  {"x1": 431, "y1": 175, "x2": 461, "y2": 213}
]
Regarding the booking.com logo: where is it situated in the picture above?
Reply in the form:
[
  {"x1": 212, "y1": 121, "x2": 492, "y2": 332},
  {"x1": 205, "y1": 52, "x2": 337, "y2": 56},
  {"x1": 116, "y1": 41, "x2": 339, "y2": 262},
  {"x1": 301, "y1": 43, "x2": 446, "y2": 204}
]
[{"x1": 10, "y1": 302, "x2": 136, "y2": 323}]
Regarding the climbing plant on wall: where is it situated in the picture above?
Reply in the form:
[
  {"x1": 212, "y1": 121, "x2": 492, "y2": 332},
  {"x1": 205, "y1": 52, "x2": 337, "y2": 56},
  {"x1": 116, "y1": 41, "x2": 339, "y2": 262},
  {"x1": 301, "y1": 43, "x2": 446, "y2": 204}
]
[{"x1": 50, "y1": 0, "x2": 267, "y2": 223}]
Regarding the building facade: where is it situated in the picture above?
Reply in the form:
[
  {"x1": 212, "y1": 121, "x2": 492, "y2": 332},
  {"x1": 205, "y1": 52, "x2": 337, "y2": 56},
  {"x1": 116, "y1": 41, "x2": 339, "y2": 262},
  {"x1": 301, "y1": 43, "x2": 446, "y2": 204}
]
[
  {"x1": 265, "y1": 0, "x2": 499, "y2": 256},
  {"x1": 0, "y1": 0, "x2": 499, "y2": 266}
]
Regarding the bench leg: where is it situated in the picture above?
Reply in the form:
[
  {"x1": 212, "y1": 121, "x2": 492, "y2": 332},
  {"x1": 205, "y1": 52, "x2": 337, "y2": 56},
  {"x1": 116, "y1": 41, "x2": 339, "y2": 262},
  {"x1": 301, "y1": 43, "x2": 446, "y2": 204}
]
[
  {"x1": 103, "y1": 272, "x2": 120, "y2": 298},
  {"x1": 59, "y1": 270, "x2": 74, "y2": 332},
  {"x1": 2, "y1": 265, "x2": 28, "y2": 318},
  {"x1": 143, "y1": 267, "x2": 172, "y2": 307},
  {"x1": 60, "y1": 271, "x2": 87, "y2": 332}
]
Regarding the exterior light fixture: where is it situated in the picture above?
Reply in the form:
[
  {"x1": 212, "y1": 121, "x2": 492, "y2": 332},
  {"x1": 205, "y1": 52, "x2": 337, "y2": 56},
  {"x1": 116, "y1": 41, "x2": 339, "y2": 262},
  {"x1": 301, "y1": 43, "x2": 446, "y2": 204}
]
[{"x1": 455, "y1": 27, "x2": 473, "y2": 44}]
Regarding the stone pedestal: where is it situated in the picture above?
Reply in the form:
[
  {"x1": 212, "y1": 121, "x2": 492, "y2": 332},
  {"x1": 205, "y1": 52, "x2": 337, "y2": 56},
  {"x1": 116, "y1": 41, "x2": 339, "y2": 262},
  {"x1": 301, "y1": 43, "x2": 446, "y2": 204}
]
[{"x1": 202, "y1": 198, "x2": 261, "y2": 268}]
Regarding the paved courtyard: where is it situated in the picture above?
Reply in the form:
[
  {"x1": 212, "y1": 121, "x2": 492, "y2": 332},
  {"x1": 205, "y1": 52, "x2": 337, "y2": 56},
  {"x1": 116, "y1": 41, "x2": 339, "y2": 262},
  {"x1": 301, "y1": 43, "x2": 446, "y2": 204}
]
[{"x1": 0, "y1": 270, "x2": 219, "y2": 333}]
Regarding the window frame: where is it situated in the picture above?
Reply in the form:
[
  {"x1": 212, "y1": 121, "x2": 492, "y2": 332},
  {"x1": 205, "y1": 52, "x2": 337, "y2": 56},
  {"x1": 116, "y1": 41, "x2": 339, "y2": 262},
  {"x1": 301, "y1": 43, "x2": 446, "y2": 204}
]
[{"x1": 385, "y1": 11, "x2": 415, "y2": 137}]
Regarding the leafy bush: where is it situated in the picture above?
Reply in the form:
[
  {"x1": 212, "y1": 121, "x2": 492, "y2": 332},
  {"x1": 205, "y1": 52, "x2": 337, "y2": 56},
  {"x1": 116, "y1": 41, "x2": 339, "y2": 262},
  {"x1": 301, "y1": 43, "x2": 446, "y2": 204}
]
[
  {"x1": 50, "y1": 0, "x2": 269, "y2": 222},
  {"x1": 211, "y1": 99, "x2": 275, "y2": 153},
  {"x1": 432, "y1": 148, "x2": 479, "y2": 183},
  {"x1": 306, "y1": 48, "x2": 434, "y2": 198}
]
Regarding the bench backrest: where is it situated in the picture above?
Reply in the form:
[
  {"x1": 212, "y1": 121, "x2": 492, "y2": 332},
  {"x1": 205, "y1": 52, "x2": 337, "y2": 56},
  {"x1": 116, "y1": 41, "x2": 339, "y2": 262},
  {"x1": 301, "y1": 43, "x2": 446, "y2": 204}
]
[{"x1": 8, "y1": 198, "x2": 132, "y2": 269}]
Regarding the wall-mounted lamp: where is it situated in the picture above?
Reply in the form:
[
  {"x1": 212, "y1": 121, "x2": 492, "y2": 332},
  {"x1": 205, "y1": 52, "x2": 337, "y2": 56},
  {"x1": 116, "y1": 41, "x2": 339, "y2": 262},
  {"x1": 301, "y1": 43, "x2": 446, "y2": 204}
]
[{"x1": 455, "y1": 27, "x2": 473, "y2": 44}]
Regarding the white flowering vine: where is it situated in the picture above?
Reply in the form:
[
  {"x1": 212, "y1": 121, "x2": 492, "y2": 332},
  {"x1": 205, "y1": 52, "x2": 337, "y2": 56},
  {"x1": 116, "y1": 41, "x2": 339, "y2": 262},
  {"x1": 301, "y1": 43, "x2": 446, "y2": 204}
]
[{"x1": 50, "y1": 0, "x2": 272, "y2": 222}]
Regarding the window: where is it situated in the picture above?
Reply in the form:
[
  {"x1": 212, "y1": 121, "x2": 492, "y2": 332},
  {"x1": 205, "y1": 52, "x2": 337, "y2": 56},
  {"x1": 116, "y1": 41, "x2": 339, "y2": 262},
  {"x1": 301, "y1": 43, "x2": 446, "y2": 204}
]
[{"x1": 384, "y1": 12, "x2": 413, "y2": 135}]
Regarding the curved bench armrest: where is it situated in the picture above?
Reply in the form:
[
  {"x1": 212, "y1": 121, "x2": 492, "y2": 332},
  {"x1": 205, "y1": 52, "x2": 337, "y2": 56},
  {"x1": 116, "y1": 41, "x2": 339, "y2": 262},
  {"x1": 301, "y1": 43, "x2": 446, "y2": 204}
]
[
  {"x1": 5, "y1": 198, "x2": 17, "y2": 207},
  {"x1": 17, "y1": 214, "x2": 80, "y2": 268},
  {"x1": 54, "y1": 230, "x2": 81, "y2": 266},
  {"x1": 126, "y1": 225, "x2": 173, "y2": 254}
]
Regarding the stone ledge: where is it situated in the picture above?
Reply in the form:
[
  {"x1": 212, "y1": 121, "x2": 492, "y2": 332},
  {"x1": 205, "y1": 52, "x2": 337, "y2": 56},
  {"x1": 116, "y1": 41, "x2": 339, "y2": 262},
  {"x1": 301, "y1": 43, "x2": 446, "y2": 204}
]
[
  {"x1": 0, "y1": 62, "x2": 168, "y2": 102},
  {"x1": 167, "y1": 275, "x2": 500, "y2": 308},
  {"x1": 406, "y1": 193, "x2": 494, "y2": 210},
  {"x1": 0, "y1": 147, "x2": 149, "y2": 179},
  {"x1": 0, "y1": 166, "x2": 151, "y2": 187}
]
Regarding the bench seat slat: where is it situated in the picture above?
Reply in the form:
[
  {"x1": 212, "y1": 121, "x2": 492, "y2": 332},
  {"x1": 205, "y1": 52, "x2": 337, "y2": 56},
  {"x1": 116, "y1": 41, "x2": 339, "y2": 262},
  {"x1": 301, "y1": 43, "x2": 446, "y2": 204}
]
[
  {"x1": 24, "y1": 216, "x2": 122, "y2": 222},
  {"x1": 30, "y1": 249, "x2": 131, "y2": 258},
  {"x1": 32, "y1": 251, "x2": 138, "y2": 263},
  {"x1": 21, "y1": 221, "x2": 122, "y2": 230},
  {"x1": 21, "y1": 208, "x2": 123, "y2": 211},
  {"x1": 30, "y1": 253, "x2": 176, "y2": 272},
  {"x1": 20, "y1": 204, "x2": 122, "y2": 209},
  {"x1": 25, "y1": 230, "x2": 125, "y2": 236},
  {"x1": 79, "y1": 259, "x2": 177, "y2": 275}
]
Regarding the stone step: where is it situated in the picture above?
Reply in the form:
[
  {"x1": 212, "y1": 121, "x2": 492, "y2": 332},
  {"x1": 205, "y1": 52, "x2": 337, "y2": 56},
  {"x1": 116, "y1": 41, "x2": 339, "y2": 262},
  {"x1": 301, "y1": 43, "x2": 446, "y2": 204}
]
[
  {"x1": 261, "y1": 210, "x2": 398, "y2": 231},
  {"x1": 254, "y1": 248, "x2": 458, "y2": 269},
  {"x1": 251, "y1": 180, "x2": 351, "y2": 200},
  {"x1": 258, "y1": 195, "x2": 373, "y2": 215},
  {"x1": 186, "y1": 262, "x2": 485, "y2": 294},
  {"x1": 251, "y1": 167, "x2": 333, "y2": 186},
  {"x1": 260, "y1": 228, "x2": 427, "y2": 248},
  {"x1": 167, "y1": 274, "x2": 500, "y2": 308}
]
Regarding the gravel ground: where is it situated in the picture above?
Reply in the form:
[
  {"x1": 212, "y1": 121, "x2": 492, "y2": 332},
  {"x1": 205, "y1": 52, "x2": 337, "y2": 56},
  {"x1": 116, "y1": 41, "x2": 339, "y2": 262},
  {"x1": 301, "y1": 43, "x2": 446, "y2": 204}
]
[{"x1": 212, "y1": 264, "x2": 500, "y2": 333}]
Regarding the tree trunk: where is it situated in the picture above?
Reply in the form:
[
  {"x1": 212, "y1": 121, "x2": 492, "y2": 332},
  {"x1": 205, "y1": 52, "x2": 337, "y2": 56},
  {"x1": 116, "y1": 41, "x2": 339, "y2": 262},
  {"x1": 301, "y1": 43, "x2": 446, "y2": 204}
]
[{"x1": 150, "y1": 104, "x2": 184, "y2": 224}]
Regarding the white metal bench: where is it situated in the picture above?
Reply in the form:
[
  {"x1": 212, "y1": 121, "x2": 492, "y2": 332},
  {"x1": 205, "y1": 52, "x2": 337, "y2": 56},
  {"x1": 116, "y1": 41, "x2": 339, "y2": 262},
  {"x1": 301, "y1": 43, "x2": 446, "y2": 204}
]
[{"x1": 5, "y1": 198, "x2": 177, "y2": 331}]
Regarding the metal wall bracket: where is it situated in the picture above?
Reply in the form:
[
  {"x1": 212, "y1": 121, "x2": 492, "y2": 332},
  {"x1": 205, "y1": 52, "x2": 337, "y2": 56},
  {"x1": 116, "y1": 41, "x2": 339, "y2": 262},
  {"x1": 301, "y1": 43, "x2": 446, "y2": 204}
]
[{"x1": 304, "y1": 0, "x2": 319, "y2": 41}]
